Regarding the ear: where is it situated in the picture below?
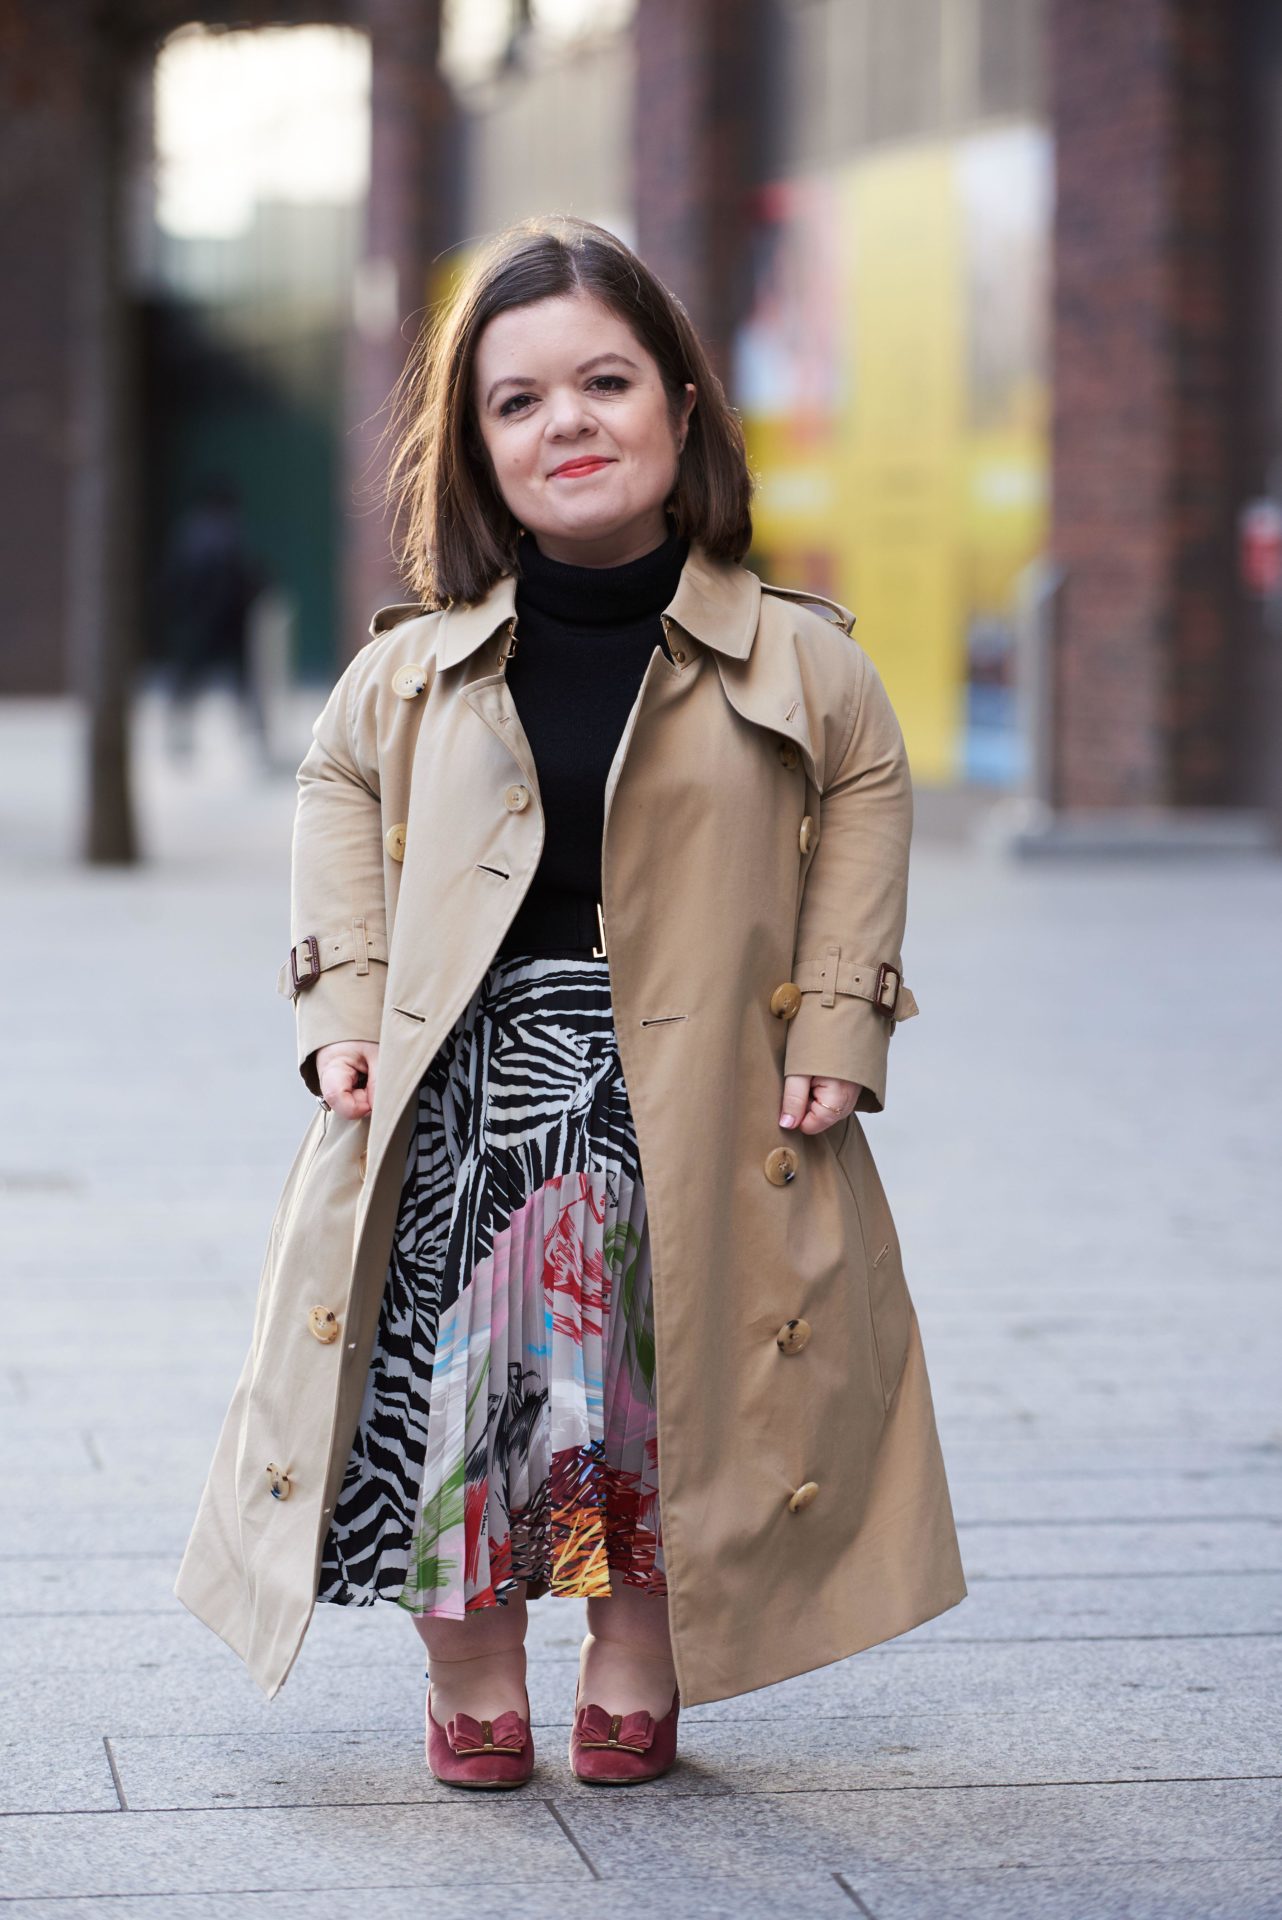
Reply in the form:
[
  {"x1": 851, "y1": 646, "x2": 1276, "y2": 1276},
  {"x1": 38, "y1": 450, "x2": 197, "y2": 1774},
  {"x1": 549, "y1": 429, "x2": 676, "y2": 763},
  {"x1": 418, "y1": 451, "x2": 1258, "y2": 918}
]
[{"x1": 681, "y1": 382, "x2": 697, "y2": 438}]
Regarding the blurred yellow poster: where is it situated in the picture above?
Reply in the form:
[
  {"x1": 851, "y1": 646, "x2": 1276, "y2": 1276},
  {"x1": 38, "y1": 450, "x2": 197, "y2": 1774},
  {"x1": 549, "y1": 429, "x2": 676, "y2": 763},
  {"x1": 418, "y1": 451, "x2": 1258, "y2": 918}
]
[{"x1": 736, "y1": 126, "x2": 1050, "y2": 787}]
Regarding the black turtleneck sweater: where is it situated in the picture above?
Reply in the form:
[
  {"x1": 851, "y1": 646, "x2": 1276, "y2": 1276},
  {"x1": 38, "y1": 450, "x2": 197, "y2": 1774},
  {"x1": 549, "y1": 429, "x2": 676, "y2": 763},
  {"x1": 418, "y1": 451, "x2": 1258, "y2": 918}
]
[{"x1": 502, "y1": 523, "x2": 688, "y2": 917}]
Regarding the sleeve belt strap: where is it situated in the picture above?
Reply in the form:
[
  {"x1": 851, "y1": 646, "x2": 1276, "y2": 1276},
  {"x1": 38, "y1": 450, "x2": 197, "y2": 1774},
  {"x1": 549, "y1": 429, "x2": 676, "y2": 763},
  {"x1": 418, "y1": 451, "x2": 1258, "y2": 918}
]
[
  {"x1": 792, "y1": 949, "x2": 919, "y2": 1022},
  {"x1": 276, "y1": 917, "x2": 389, "y2": 1000}
]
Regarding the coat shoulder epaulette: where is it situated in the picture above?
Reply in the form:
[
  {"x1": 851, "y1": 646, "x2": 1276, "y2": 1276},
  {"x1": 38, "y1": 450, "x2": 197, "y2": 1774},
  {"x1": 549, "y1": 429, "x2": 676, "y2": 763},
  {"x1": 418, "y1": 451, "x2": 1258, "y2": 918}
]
[
  {"x1": 759, "y1": 580, "x2": 856, "y2": 636},
  {"x1": 368, "y1": 601, "x2": 435, "y2": 638}
]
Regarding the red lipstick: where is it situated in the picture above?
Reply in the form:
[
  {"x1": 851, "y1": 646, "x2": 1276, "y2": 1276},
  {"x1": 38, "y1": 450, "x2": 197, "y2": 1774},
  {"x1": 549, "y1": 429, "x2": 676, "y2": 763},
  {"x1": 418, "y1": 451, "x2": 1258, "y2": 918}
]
[{"x1": 550, "y1": 457, "x2": 613, "y2": 478}]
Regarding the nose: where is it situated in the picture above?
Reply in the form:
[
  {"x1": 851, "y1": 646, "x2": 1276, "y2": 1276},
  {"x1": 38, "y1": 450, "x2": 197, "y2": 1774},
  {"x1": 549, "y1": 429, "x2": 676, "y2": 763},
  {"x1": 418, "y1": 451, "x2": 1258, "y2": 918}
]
[{"x1": 545, "y1": 389, "x2": 596, "y2": 438}]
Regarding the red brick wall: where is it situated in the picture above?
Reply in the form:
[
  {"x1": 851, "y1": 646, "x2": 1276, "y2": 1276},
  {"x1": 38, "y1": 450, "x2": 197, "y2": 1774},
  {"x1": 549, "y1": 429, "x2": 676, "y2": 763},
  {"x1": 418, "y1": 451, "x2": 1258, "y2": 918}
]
[
  {"x1": 632, "y1": 0, "x2": 765, "y2": 387},
  {"x1": 1049, "y1": 0, "x2": 1241, "y2": 807}
]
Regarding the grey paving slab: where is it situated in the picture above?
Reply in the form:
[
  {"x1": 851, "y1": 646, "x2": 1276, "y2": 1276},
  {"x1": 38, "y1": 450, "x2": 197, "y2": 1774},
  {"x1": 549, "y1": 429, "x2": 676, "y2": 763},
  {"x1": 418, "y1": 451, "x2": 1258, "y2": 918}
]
[
  {"x1": 909, "y1": 1571, "x2": 1282, "y2": 1638},
  {"x1": 557, "y1": 1779, "x2": 1282, "y2": 1875},
  {"x1": 0, "y1": 1736, "x2": 121, "y2": 1814},
  {"x1": 105, "y1": 1691, "x2": 1282, "y2": 1813},
  {"x1": 0, "y1": 1554, "x2": 229, "y2": 1615},
  {"x1": 951, "y1": 1465, "x2": 1282, "y2": 1524},
  {"x1": 0, "y1": 1501, "x2": 202, "y2": 1556},
  {"x1": 846, "y1": 1861, "x2": 1282, "y2": 1920},
  {"x1": 0, "y1": 1880, "x2": 865, "y2": 1920},
  {"x1": 957, "y1": 1518, "x2": 1282, "y2": 1576},
  {"x1": 2, "y1": 1802, "x2": 586, "y2": 1901},
  {"x1": 8, "y1": 1614, "x2": 1280, "y2": 1742}
]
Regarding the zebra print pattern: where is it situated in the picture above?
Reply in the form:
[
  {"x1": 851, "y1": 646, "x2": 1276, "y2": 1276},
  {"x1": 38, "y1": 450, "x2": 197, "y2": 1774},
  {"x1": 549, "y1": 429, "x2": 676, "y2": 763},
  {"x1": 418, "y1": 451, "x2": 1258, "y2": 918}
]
[{"x1": 315, "y1": 950, "x2": 666, "y2": 1616}]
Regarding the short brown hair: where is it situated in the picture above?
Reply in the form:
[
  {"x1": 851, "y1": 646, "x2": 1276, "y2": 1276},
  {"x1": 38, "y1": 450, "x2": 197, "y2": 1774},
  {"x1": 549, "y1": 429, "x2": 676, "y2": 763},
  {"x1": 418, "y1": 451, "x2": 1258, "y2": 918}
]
[{"x1": 379, "y1": 213, "x2": 755, "y2": 607}]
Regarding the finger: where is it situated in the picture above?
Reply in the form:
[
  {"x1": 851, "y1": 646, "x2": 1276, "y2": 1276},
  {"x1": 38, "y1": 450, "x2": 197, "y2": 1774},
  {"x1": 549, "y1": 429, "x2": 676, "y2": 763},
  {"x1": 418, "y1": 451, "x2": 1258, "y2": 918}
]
[
  {"x1": 346, "y1": 1053, "x2": 373, "y2": 1119},
  {"x1": 321, "y1": 1056, "x2": 364, "y2": 1120},
  {"x1": 796, "y1": 1078, "x2": 858, "y2": 1135},
  {"x1": 778, "y1": 1073, "x2": 812, "y2": 1130}
]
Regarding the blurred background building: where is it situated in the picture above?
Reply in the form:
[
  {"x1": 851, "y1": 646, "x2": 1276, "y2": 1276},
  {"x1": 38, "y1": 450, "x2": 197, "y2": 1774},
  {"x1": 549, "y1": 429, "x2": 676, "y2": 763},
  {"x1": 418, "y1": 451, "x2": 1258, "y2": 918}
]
[{"x1": 2, "y1": 0, "x2": 1280, "y2": 851}]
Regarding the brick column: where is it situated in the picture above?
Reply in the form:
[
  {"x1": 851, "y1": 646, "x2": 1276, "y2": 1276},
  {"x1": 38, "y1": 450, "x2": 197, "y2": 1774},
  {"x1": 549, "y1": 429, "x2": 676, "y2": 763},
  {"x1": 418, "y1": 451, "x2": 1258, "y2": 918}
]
[
  {"x1": 632, "y1": 0, "x2": 766, "y2": 385},
  {"x1": 340, "y1": 0, "x2": 457, "y2": 663},
  {"x1": 1049, "y1": 0, "x2": 1240, "y2": 808}
]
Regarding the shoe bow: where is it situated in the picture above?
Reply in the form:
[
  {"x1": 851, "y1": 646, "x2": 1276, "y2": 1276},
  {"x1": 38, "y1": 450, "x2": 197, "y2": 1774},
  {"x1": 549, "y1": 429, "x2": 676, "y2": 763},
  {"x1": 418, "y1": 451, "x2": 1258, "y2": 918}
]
[
  {"x1": 445, "y1": 1708, "x2": 528, "y2": 1755},
  {"x1": 574, "y1": 1703, "x2": 656, "y2": 1753}
]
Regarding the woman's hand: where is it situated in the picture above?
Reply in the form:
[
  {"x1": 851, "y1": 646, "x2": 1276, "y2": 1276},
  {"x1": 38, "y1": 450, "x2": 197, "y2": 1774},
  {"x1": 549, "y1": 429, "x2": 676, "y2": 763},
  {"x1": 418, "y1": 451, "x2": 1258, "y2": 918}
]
[
  {"x1": 315, "y1": 1041, "x2": 379, "y2": 1120},
  {"x1": 779, "y1": 1073, "x2": 860, "y2": 1135}
]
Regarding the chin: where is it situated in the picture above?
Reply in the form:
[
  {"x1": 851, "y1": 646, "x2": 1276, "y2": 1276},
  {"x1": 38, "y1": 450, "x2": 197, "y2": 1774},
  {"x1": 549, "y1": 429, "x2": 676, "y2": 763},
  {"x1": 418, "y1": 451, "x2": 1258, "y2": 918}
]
[{"x1": 542, "y1": 504, "x2": 631, "y2": 539}]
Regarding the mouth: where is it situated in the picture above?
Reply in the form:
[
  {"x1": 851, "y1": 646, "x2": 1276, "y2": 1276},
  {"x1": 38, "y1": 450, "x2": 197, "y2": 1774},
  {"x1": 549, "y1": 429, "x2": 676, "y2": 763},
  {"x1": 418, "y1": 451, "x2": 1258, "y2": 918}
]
[{"x1": 549, "y1": 458, "x2": 614, "y2": 478}]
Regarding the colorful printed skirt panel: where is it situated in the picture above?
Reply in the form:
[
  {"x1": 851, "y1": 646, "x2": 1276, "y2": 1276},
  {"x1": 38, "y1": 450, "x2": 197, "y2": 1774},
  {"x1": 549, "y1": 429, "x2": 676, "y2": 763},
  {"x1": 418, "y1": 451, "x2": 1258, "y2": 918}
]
[{"x1": 315, "y1": 951, "x2": 666, "y2": 1615}]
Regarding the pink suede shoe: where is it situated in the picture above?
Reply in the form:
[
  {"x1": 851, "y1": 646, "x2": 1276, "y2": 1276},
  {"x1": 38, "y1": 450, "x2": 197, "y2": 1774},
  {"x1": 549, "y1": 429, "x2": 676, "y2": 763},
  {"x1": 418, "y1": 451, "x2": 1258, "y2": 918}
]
[
  {"x1": 425, "y1": 1684, "x2": 535, "y2": 1789},
  {"x1": 568, "y1": 1681, "x2": 681, "y2": 1784}
]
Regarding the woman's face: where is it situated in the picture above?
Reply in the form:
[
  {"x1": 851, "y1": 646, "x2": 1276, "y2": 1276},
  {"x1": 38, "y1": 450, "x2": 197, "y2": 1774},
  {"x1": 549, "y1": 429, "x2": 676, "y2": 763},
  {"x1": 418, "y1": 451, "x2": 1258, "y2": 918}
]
[{"x1": 471, "y1": 289, "x2": 696, "y2": 566}]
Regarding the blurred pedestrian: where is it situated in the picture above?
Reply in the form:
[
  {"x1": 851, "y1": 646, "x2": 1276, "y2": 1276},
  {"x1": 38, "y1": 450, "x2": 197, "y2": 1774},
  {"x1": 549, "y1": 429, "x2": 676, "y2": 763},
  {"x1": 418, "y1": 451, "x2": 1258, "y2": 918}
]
[{"x1": 158, "y1": 476, "x2": 268, "y2": 761}]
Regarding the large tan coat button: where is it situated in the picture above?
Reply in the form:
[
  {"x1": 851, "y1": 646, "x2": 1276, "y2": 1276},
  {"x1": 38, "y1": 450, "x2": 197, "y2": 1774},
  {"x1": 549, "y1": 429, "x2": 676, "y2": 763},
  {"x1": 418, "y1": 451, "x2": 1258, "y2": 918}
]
[
  {"x1": 764, "y1": 1145, "x2": 799, "y2": 1186},
  {"x1": 265, "y1": 1463, "x2": 292, "y2": 1501},
  {"x1": 504, "y1": 784, "x2": 531, "y2": 811},
  {"x1": 385, "y1": 823, "x2": 406, "y2": 861},
  {"x1": 799, "y1": 814, "x2": 817, "y2": 854},
  {"x1": 776, "y1": 1317, "x2": 812, "y2": 1354},
  {"x1": 391, "y1": 662, "x2": 427, "y2": 699},
  {"x1": 788, "y1": 1480, "x2": 820, "y2": 1512},
  {"x1": 769, "y1": 981, "x2": 802, "y2": 1020},
  {"x1": 307, "y1": 1306, "x2": 340, "y2": 1343},
  {"x1": 778, "y1": 739, "x2": 800, "y2": 770}
]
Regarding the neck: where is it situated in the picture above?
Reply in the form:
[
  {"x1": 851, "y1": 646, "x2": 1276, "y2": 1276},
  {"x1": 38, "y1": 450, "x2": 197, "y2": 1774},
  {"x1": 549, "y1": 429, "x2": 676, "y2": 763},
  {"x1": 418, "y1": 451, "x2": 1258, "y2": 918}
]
[{"x1": 515, "y1": 521, "x2": 688, "y2": 629}]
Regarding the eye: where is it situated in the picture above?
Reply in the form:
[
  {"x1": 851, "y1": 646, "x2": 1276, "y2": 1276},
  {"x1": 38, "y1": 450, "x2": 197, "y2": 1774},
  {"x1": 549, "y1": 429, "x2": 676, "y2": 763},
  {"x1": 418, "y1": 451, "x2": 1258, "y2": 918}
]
[{"x1": 497, "y1": 373, "x2": 629, "y2": 418}]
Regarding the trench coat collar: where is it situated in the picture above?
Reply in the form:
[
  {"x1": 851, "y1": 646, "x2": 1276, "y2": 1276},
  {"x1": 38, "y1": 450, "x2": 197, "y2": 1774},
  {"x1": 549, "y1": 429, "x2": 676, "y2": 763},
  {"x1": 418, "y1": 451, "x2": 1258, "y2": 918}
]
[{"x1": 428, "y1": 536, "x2": 761, "y2": 672}]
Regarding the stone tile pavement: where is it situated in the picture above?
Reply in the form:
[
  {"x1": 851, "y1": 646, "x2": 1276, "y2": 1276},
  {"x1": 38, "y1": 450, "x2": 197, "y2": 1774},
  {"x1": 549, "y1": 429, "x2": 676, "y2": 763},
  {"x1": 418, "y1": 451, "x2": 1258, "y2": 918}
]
[{"x1": 2, "y1": 691, "x2": 1280, "y2": 1917}]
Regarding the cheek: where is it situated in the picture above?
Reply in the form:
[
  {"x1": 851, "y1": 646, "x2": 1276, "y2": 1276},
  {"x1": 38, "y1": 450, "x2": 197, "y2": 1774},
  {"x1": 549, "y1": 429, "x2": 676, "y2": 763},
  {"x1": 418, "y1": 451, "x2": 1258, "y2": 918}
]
[{"x1": 618, "y1": 414, "x2": 674, "y2": 474}]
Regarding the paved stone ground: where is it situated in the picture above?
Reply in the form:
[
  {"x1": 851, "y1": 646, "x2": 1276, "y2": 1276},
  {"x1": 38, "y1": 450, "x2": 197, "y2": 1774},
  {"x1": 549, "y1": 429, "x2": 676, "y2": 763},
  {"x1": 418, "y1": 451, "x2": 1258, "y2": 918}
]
[{"x1": 3, "y1": 690, "x2": 1280, "y2": 1918}]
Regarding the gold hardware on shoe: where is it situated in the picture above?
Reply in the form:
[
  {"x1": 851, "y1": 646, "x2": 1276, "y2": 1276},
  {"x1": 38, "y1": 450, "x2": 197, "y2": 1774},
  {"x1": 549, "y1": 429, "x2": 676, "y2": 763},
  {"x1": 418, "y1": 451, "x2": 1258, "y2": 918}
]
[{"x1": 592, "y1": 899, "x2": 607, "y2": 958}]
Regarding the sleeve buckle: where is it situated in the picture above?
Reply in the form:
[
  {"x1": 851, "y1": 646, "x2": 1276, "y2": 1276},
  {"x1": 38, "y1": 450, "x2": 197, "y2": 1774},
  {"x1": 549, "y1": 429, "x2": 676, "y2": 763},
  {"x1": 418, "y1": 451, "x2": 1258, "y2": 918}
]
[
  {"x1": 873, "y1": 961, "x2": 901, "y2": 1014},
  {"x1": 289, "y1": 934, "x2": 321, "y2": 998}
]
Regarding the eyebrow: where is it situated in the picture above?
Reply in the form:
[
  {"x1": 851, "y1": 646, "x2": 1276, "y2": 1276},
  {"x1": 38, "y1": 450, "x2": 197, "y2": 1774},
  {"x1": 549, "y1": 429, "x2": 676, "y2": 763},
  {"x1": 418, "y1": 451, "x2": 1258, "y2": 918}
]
[{"x1": 484, "y1": 353, "x2": 642, "y2": 411}]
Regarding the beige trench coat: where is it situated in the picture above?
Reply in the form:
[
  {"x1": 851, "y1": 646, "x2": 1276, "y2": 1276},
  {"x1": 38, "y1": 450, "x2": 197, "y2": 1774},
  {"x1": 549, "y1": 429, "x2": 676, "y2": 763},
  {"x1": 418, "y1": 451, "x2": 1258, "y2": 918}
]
[{"x1": 174, "y1": 537, "x2": 967, "y2": 1704}]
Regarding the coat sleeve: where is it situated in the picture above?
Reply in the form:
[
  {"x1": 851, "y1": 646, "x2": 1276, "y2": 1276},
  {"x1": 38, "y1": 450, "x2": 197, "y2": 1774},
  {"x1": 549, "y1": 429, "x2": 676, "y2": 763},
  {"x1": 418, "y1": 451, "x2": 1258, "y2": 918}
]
[
  {"x1": 275, "y1": 653, "x2": 389, "y2": 1098},
  {"x1": 782, "y1": 645, "x2": 920, "y2": 1114}
]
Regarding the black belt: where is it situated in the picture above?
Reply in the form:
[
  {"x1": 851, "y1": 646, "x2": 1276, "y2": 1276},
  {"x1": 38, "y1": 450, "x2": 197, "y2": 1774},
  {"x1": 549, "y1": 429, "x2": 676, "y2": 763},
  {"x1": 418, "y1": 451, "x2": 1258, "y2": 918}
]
[{"x1": 494, "y1": 886, "x2": 606, "y2": 958}]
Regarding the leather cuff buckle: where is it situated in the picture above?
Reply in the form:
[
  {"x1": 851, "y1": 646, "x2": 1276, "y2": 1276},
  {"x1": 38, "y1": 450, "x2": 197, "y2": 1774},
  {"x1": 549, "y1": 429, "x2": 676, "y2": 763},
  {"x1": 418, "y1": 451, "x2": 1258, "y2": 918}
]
[
  {"x1": 873, "y1": 961, "x2": 901, "y2": 1014},
  {"x1": 288, "y1": 934, "x2": 321, "y2": 998}
]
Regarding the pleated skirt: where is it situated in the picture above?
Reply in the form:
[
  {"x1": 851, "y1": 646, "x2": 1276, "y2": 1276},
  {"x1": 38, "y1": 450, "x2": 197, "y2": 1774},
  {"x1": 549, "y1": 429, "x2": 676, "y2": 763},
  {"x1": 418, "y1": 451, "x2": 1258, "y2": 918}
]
[{"x1": 315, "y1": 950, "x2": 666, "y2": 1616}]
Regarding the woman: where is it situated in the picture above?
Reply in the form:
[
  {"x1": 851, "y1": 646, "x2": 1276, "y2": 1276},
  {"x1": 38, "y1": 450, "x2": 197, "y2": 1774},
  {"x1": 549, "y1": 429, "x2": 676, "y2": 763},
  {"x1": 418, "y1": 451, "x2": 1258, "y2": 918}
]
[{"x1": 174, "y1": 214, "x2": 967, "y2": 1790}]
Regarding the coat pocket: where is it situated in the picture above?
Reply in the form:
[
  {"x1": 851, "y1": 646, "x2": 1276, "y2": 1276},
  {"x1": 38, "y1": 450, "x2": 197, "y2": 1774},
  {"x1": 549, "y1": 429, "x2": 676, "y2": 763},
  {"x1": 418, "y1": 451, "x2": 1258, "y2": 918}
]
[{"x1": 827, "y1": 1119, "x2": 912, "y2": 1411}]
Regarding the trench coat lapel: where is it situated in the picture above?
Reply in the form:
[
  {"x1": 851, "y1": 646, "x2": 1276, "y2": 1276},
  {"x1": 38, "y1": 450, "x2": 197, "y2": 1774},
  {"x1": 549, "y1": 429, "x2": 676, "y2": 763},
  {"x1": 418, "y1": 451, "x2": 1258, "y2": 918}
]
[
  {"x1": 434, "y1": 536, "x2": 826, "y2": 790},
  {"x1": 432, "y1": 536, "x2": 762, "y2": 672}
]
